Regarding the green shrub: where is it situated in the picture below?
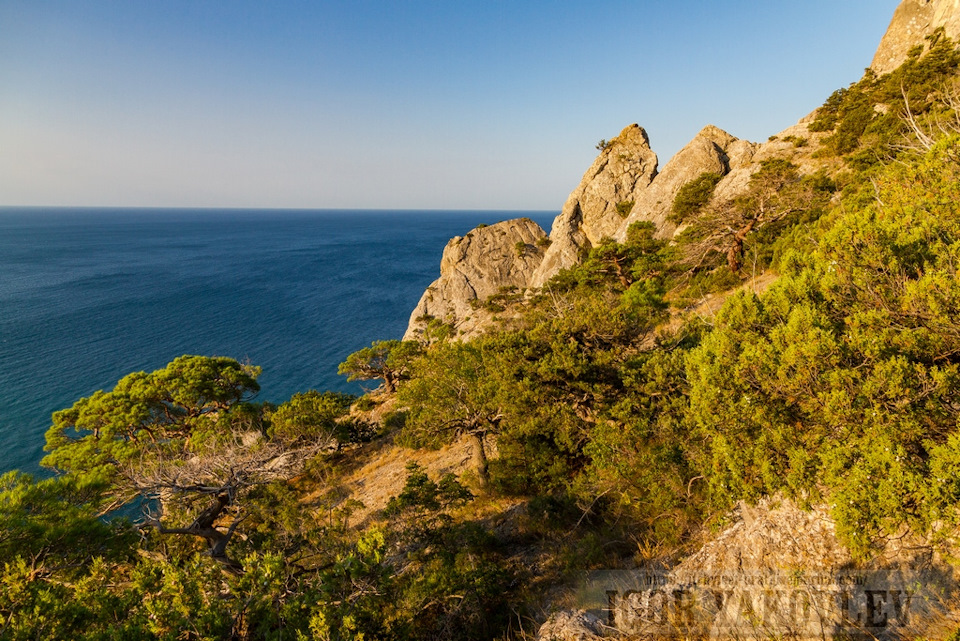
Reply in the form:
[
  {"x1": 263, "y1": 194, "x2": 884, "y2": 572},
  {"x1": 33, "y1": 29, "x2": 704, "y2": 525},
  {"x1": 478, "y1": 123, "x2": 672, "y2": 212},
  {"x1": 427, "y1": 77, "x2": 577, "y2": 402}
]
[
  {"x1": 526, "y1": 493, "x2": 581, "y2": 531},
  {"x1": 353, "y1": 395, "x2": 378, "y2": 411},
  {"x1": 808, "y1": 86, "x2": 848, "y2": 132},
  {"x1": 671, "y1": 172, "x2": 723, "y2": 223},
  {"x1": 269, "y1": 390, "x2": 355, "y2": 446},
  {"x1": 383, "y1": 410, "x2": 408, "y2": 432},
  {"x1": 809, "y1": 34, "x2": 960, "y2": 159},
  {"x1": 672, "y1": 268, "x2": 743, "y2": 307},
  {"x1": 686, "y1": 137, "x2": 960, "y2": 556},
  {"x1": 471, "y1": 286, "x2": 522, "y2": 313},
  {"x1": 781, "y1": 135, "x2": 808, "y2": 148}
]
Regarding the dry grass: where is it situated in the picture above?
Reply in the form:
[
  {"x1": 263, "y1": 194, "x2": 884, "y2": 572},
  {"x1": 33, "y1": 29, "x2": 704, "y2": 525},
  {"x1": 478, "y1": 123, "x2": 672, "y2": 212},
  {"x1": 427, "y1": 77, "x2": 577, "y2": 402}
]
[
  {"x1": 299, "y1": 427, "x2": 488, "y2": 527},
  {"x1": 660, "y1": 270, "x2": 778, "y2": 338}
]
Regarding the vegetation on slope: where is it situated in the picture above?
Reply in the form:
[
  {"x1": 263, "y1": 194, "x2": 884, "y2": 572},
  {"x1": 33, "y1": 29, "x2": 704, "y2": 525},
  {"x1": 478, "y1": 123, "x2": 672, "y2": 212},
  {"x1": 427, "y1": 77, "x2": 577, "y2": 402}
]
[{"x1": 3, "y1": 40, "x2": 960, "y2": 640}]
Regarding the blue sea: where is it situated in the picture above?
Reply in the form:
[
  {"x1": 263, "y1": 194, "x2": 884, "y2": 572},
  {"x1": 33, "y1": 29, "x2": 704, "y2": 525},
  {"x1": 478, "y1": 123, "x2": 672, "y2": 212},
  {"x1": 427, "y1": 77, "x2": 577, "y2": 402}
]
[{"x1": 0, "y1": 208, "x2": 556, "y2": 476}]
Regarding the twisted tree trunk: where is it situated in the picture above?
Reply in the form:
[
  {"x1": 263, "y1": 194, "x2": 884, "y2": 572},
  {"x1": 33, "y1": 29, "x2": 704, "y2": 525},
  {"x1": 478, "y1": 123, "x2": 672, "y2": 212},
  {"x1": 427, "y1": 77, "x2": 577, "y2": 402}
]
[{"x1": 469, "y1": 431, "x2": 490, "y2": 489}]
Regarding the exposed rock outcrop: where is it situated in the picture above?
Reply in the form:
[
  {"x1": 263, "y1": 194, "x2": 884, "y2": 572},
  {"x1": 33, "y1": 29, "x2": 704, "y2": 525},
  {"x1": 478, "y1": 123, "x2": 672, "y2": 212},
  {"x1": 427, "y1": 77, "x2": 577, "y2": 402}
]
[
  {"x1": 536, "y1": 610, "x2": 605, "y2": 641},
  {"x1": 540, "y1": 498, "x2": 960, "y2": 640},
  {"x1": 616, "y1": 125, "x2": 758, "y2": 242},
  {"x1": 671, "y1": 499, "x2": 853, "y2": 580},
  {"x1": 530, "y1": 124, "x2": 759, "y2": 287},
  {"x1": 405, "y1": 0, "x2": 960, "y2": 342},
  {"x1": 711, "y1": 112, "x2": 834, "y2": 206},
  {"x1": 402, "y1": 125, "x2": 761, "y2": 338},
  {"x1": 402, "y1": 217, "x2": 547, "y2": 341},
  {"x1": 872, "y1": 0, "x2": 960, "y2": 74},
  {"x1": 663, "y1": 499, "x2": 958, "y2": 639},
  {"x1": 529, "y1": 124, "x2": 658, "y2": 288}
]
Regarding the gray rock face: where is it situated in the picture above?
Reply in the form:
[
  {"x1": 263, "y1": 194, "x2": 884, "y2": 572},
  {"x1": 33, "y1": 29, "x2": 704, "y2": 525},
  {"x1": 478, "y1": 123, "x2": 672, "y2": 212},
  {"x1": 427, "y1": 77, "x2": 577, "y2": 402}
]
[
  {"x1": 402, "y1": 124, "x2": 767, "y2": 337},
  {"x1": 617, "y1": 124, "x2": 758, "y2": 242},
  {"x1": 662, "y1": 500, "x2": 957, "y2": 639},
  {"x1": 529, "y1": 124, "x2": 658, "y2": 288},
  {"x1": 871, "y1": 0, "x2": 960, "y2": 74},
  {"x1": 550, "y1": 498, "x2": 959, "y2": 640},
  {"x1": 403, "y1": 125, "x2": 760, "y2": 331},
  {"x1": 402, "y1": 218, "x2": 547, "y2": 341}
]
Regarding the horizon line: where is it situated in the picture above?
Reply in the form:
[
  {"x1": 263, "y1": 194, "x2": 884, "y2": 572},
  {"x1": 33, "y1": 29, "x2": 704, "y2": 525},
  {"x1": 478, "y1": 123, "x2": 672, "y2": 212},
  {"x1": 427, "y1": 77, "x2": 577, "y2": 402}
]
[{"x1": 0, "y1": 205, "x2": 561, "y2": 214}]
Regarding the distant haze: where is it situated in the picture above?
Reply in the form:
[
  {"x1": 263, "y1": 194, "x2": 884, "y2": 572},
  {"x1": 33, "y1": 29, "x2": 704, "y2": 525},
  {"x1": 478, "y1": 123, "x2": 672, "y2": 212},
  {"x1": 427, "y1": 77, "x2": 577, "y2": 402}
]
[{"x1": 0, "y1": 1, "x2": 899, "y2": 210}]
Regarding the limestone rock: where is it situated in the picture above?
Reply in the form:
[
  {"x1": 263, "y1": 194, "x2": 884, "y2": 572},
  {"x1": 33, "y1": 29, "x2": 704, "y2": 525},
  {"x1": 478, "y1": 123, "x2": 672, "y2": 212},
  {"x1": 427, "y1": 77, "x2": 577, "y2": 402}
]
[
  {"x1": 529, "y1": 124, "x2": 658, "y2": 288},
  {"x1": 536, "y1": 610, "x2": 604, "y2": 641},
  {"x1": 617, "y1": 125, "x2": 758, "y2": 241},
  {"x1": 664, "y1": 499, "x2": 957, "y2": 639},
  {"x1": 871, "y1": 0, "x2": 960, "y2": 75},
  {"x1": 554, "y1": 498, "x2": 959, "y2": 640},
  {"x1": 672, "y1": 498, "x2": 852, "y2": 579},
  {"x1": 402, "y1": 218, "x2": 547, "y2": 341},
  {"x1": 711, "y1": 112, "x2": 840, "y2": 216}
]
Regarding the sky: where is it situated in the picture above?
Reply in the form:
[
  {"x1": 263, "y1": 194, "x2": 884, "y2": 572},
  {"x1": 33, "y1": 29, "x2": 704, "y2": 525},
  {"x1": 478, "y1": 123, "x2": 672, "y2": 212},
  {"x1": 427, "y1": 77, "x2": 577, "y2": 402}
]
[{"x1": 0, "y1": 1, "x2": 901, "y2": 210}]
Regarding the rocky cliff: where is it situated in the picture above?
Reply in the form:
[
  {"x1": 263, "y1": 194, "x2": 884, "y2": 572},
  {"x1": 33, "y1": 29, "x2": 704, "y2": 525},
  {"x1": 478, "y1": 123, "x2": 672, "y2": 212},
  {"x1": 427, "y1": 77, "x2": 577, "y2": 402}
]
[
  {"x1": 402, "y1": 218, "x2": 547, "y2": 341},
  {"x1": 615, "y1": 125, "x2": 757, "y2": 244},
  {"x1": 402, "y1": 123, "x2": 762, "y2": 338},
  {"x1": 872, "y1": 0, "x2": 960, "y2": 74},
  {"x1": 528, "y1": 124, "x2": 658, "y2": 289},
  {"x1": 530, "y1": 124, "x2": 761, "y2": 288},
  {"x1": 403, "y1": 0, "x2": 960, "y2": 343}
]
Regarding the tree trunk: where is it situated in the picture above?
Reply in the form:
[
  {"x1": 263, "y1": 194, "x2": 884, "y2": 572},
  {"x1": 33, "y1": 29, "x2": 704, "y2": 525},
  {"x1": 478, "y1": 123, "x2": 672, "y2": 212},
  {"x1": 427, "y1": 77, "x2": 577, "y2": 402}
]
[
  {"x1": 152, "y1": 491, "x2": 245, "y2": 574},
  {"x1": 613, "y1": 257, "x2": 631, "y2": 289},
  {"x1": 382, "y1": 372, "x2": 396, "y2": 394},
  {"x1": 469, "y1": 431, "x2": 490, "y2": 490},
  {"x1": 726, "y1": 242, "x2": 743, "y2": 273},
  {"x1": 727, "y1": 219, "x2": 758, "y2": 273}
]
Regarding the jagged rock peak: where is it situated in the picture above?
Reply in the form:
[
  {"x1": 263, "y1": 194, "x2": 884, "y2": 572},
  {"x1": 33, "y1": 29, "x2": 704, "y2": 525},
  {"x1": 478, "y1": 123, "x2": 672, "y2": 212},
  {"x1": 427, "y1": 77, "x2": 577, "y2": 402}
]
[
  {"x1": 528, "y1": 124, "x2": 658, "y2": 288},
  {"x1": 872, "y1": 0, "x2": 960, "y2": 74},
  {"x1": 568, "y1": 123, "x2": 659, "y2": 243},
  {"x1": 617, "y1": 124, "x2": 757, "y2": 241},
  {"x1": 402, "y1": 218, "x2": 547, "y2": 341},
  {"x1": 695, "y1": 124, "x2": 736, "y2": 148},
  {"x1": 609, "y1": 122, "x2": 654, "y2": 151}
]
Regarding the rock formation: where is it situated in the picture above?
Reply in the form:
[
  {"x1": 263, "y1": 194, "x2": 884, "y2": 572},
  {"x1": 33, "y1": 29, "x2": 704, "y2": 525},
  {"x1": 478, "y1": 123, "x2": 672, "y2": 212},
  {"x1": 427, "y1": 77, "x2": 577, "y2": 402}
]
[
  {"x1": 537, "y1": 498, "x2": 959, "y2": 641},
  {"x1": 615, "y1": 125, "x2": 758, "y2": 243},
  {"x1": 529, "y1": 123, "x2": 762, "y2": 288},
  {"x1": 402, "y1": 124, "x2": 760, "y2": 337},
  {"x1": 872, "y1": 0, "x2": 960, "y2": 74},
  {"x1": 404, "y1": 0, "x2": 960, "y2": 342},
  {"x1": 536, "y1": 610, "x2": 605, "y2": 641},
  {"x1": 529, "y1": 124, "x2": 659, "y2": 288},
  {"x1": 402, "y1": 217, "x2": 547, "y2": 341}
]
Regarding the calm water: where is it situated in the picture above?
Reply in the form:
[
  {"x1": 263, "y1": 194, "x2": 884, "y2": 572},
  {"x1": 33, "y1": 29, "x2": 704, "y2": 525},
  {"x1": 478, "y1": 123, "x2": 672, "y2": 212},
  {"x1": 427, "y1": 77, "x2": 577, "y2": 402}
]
[{"x1": 0, "y1": 208, "x2": 555, "y2": 475}]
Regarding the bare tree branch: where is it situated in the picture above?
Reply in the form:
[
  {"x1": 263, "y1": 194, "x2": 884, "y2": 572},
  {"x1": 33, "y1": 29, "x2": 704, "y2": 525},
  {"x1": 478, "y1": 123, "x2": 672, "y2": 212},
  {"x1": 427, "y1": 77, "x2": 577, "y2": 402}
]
[{"x1": 131, "y1": 428, "x2": 328, "y2": 573}]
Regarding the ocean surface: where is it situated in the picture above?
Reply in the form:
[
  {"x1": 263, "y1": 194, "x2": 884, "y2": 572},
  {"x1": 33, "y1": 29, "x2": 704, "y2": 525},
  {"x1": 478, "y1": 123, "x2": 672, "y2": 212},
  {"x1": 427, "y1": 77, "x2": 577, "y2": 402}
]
[{"x1": 0, "y1": 208, "x2": 556, "y2": 476}]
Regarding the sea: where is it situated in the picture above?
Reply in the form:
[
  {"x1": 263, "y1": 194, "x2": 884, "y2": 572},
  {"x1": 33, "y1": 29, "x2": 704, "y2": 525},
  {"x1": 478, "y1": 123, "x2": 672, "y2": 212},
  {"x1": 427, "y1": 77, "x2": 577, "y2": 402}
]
[{"x1": 0, "y1": 208, "x2": 556, "y2": 476}]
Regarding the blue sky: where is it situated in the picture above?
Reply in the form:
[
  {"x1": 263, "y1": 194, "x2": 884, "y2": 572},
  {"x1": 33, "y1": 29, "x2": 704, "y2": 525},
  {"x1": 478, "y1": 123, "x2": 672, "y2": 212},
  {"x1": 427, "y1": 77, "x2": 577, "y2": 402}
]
[{"x1": 1, "y1": 1, "x2": 900, "y2": 210}]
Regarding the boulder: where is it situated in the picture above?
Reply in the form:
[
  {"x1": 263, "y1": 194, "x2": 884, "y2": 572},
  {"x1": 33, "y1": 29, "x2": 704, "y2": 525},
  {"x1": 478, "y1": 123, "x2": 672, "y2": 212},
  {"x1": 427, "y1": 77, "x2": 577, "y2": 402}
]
[
  {"x1": 402, "y1": 218, "x2": 547, "y2": 341},
  {"x1": 536, "y1": 610, "x2": 605, "y2": 641}
]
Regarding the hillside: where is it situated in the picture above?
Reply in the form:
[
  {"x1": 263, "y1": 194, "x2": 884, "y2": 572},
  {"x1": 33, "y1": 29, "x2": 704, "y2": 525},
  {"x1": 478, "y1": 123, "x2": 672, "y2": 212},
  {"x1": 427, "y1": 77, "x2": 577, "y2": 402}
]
[{"x1": 4, "y1": 2, "x2": 960, "y2": 640}]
